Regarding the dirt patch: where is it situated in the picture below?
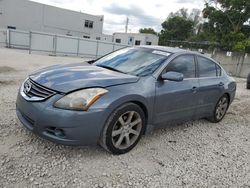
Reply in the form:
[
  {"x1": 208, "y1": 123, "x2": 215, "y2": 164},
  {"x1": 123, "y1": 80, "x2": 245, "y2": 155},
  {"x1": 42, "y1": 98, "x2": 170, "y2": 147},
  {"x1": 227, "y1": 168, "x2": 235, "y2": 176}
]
[
  {"x1": 0, "y1": 80, "x2": 16, "y2": 85},
  {"x1": 0, "y1": 66, "x2": 16, "y2": 73}
]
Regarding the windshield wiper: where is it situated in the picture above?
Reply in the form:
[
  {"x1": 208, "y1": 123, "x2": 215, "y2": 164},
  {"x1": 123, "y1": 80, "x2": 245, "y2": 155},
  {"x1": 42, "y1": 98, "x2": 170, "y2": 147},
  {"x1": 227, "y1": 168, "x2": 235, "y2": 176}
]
[{"x1": 96, "y1": 65, "x2": 126, "y2": 74}]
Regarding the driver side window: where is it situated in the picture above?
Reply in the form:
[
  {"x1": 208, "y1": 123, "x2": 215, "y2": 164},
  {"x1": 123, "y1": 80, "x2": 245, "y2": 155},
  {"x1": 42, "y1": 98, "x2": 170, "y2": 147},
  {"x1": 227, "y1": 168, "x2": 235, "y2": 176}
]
[{"x1": 164, "y1": 55, "x2": 196, "y2": 78}]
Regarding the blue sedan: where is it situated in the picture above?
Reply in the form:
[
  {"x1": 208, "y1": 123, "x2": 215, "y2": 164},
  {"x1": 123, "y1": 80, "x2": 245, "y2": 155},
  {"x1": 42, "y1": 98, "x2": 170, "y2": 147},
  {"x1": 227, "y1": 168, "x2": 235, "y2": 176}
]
[{"x1": 16, "y1": 46, "x2": 236, "y2": 154}]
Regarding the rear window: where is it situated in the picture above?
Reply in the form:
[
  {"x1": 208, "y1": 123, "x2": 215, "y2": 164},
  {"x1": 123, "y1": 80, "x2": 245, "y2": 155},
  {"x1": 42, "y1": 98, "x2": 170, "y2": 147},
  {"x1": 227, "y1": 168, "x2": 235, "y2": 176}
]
[
  {"x1": 197, "y1": 56, "x2": 221, "y2": 77},
  {"x1": 216, "y1": 64, "x2": 222, "y2": 76}
]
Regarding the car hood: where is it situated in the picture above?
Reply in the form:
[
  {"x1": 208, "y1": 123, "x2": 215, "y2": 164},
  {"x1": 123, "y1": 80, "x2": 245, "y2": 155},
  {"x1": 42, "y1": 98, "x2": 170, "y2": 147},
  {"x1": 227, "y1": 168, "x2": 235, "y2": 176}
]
[{"x1": 29, "y1": 63, "x2": 139, "y2": 93}]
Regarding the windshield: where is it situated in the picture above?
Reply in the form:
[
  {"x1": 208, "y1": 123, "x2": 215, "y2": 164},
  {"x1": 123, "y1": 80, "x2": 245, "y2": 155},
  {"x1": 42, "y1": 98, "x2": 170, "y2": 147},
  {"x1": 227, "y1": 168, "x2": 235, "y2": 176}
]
[{"x1": 94, "y1": 47, "x2": 172, "y2": 76}]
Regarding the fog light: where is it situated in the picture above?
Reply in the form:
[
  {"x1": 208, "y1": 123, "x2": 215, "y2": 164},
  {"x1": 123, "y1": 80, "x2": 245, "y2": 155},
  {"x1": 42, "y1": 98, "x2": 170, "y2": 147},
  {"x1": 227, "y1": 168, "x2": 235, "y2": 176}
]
[
  {"x1": 46, "y1": 127, "x2": 65, "y2": 138},
  {"x1": 54, "y1": 128, "x2": 65, "y2": 138}
]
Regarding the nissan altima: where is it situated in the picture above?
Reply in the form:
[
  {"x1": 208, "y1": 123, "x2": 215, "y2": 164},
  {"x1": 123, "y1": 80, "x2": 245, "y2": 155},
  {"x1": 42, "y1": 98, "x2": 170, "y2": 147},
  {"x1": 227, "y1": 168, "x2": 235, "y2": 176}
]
[{"x1": 16, "y1": 46, "x2": 236, "y2": 154}]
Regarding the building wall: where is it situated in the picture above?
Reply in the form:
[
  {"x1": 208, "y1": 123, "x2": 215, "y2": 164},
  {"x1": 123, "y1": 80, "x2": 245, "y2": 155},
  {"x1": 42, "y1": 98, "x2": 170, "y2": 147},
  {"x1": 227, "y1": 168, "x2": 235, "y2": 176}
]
[
  {"x1": 91, "y1": 34, "x2": 114, "y2": 43},
  {"x1": 0, "y1": 0, "x2": 104, "y2": 38},
  {"x1": 212, "y1": 51, "x2": 250, "y2": 78},
  {"x1": 113, "y1": 33, "x2": 159, "y2": 46}
]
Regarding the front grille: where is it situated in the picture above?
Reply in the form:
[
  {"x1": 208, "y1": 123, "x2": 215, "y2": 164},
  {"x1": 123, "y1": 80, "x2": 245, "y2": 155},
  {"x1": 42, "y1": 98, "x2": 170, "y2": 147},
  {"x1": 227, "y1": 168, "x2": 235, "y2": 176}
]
[{"x1": 21, "y1": 78, "x2": 56, "y2": 101}]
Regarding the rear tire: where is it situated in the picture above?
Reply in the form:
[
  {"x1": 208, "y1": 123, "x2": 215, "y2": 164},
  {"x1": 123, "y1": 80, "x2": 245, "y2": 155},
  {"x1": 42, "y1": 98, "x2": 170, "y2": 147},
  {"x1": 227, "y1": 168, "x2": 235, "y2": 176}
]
[
  {"x1": 100, "y1": 103, "x2": 145, "y2": 155},
  {"x1": 247, "y1": 83, "x2": 250, "y2": 89},
  {"x1": 207, "y1": 94, "x2": 229, "y2": 123}
]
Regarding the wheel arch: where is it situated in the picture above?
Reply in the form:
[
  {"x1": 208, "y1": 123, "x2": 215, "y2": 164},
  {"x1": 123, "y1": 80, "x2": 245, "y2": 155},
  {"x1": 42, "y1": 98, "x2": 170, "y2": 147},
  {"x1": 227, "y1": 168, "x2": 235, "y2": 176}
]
[
  {"x1": 99, "y1": 98, "x2": 150, "y2": 153},
  {"x1": 129, "y1": 100, "x2": 149, "y2": 134},
  {"x1": 104, "y1": 95, "x2": 151, "y2": 135},
  {"x1": 224, "y1": 92, "x2": 231, "y2": 104}
]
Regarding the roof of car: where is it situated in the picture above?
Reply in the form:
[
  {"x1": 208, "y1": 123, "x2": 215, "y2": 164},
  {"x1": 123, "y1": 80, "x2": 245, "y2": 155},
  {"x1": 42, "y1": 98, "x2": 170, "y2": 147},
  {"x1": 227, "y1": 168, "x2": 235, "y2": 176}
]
[
  {"x1": 138, "y1": 45, "x2": 188, "y2": 53},
  {"x1": 137, "y1": 45, "x2": 218, "y2": 63}
]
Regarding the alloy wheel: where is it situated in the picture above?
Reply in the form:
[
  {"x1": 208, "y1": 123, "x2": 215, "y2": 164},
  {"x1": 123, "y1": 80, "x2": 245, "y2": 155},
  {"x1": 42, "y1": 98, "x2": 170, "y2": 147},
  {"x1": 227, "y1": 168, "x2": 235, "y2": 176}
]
[
  {"x1": 111, "y1": 111, "x2": 142, "y2": 150},
  {"x1": 215, "y1": 96, "x2": 228, "y2": 120}
]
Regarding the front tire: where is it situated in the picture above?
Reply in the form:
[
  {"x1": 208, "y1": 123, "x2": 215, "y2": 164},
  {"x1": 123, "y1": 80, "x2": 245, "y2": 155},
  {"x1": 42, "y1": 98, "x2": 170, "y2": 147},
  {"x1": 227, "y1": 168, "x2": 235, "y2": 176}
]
[
  {"x1": 100, "y1": 103, "x2": 145, "y2": 155},
  {"x1": 208, "y1": 94, "x2": 229, "y2": 123}
]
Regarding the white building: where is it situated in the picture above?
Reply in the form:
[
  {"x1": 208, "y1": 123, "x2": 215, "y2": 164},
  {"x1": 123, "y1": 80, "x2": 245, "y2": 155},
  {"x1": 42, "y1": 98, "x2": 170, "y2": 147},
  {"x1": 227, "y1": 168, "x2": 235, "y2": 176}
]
[
  {"x1": 0, "y1": 0, "x2": 105, "y2": 40},
  {"x1": 113, "y1": 33, "x2": 159, "y2": 46}
]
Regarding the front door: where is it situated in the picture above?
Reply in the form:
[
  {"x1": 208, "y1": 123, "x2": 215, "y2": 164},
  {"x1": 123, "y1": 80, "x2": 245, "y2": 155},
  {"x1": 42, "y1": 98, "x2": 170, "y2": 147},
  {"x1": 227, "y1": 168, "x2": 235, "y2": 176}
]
[{"x1": 154, "y1": 54, "x2": 199, "y2": 126}]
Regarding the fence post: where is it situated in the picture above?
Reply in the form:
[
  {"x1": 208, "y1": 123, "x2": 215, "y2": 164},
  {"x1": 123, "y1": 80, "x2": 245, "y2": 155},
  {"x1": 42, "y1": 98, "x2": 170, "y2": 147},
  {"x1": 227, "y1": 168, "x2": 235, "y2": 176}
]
[
  {"x1": 77, "y1": 38, "x2": 80, "y2": 56},
  {"x1": 29, "y1": 31, "x2": 32, "y2": 54},
  {"x1": 6, "y1": 29, "x2": 10, "y2": 48},
  {"x1": 211, "y1": 48, "x2": 216, "y2": 59},
  {"x1": 54, "y1": 35, "x2": 57, "y2": 56},
  {"x1": 96, "y1": 41, "x2": 99, "y2": 58},
  {"x1": 237, "y1": 53, "x2": 245, "y2": 77}
]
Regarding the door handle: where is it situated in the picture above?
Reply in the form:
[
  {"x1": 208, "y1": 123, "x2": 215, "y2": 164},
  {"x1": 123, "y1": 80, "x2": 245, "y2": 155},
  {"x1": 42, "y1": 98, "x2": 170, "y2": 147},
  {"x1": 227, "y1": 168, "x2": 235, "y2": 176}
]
[
  {"x1": 218, "y1": 82, "x2": 224, "y2": 86},
  {"x1": 191, "y1": 86, "x2": 198, "y2": 93}
]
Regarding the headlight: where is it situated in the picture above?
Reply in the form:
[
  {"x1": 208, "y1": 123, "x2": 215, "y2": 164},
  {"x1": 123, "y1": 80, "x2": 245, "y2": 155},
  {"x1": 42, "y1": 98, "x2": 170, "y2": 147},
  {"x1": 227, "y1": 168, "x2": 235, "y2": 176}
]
[{"x1": 54, "y1": 88, "x2": 108, "y2": 111}]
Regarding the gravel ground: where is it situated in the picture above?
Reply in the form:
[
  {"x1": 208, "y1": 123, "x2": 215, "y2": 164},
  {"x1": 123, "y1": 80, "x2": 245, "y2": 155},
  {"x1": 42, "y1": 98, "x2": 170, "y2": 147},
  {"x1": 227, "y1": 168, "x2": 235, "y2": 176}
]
[{"x1": 0, "y1": 48, "x2": 250, "y2": 188}]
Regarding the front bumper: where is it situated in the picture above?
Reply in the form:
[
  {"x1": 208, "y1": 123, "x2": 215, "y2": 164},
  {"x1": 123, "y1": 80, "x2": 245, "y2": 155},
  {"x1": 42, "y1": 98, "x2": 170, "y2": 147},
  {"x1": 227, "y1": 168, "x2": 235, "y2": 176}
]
[{"x1": 16, "y1": 92, "x2": 111, "y2": 146}]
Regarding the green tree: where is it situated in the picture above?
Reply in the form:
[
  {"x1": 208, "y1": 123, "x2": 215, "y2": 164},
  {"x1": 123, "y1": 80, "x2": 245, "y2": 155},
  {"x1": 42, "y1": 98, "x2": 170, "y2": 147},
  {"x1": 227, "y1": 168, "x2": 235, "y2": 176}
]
[
  {"x1": 139, "y1": 28, "x2": 157, "y2": 35},
  {"x1": 202, "y1": 0, "x2": 250, "y2": 50},
  {"x1": 159, "y1": 8, "x2": 204, "y2": 45},
  {"x1": 161, "y1": 16, "x2": 194, "y2": 41},
  {"x1": 169, "y1": 8, "x2": 202, "y2": 31},
  {"x1": 203, "y1": 0, "x2": 250, "y2": 33}
]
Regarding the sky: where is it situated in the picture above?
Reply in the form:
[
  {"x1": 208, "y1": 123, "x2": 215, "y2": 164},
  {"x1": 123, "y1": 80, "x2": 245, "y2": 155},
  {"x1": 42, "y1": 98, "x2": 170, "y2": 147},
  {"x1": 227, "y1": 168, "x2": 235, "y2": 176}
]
[{"x1": 30, "y1": 0, "x2": 205, "y2": 35}]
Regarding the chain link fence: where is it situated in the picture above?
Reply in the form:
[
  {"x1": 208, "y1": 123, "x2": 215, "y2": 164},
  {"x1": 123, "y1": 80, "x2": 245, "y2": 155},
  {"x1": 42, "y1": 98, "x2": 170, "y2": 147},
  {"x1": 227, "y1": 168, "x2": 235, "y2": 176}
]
[{"x1": 0, "y1": 29, "x2": 129, "y2": 58}]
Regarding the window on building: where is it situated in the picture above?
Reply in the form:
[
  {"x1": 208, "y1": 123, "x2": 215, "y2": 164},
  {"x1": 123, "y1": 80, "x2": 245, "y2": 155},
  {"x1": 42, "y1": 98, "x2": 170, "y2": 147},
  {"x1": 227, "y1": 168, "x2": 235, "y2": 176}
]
[
  {"x1": 127, "y1": 37, "x2": 134, "y2": 45},
  {"x1": 197, "y1": 56, "x2": 218, "y2": 77},
  {"x1": 146, "y1": 42, "x2": 152, "y2": 45},
  {"x1": 115, "y1": 39, "x2": 121, "y2": 43},
  {"x1": 96, "y1": 37, "x2": 101, "y2": 40},
  {"x1": 83, "y1": 35, "x2": 90, "y2": 39},
  {"x1": 165, "y1": 55, "x2": 196, "y2": 78},
  {"x1": 89, "y1": 21, "x2": 93, "y2": 28},
  {"x1": 85, "y1": 20, "x2": 93, "y2": 28},
  {"x1": 135, "y1": 40, "x2": 141, "y2": 45},
  {"x1": 7, "y1": 26, "x2": 16, "y2": 30}
]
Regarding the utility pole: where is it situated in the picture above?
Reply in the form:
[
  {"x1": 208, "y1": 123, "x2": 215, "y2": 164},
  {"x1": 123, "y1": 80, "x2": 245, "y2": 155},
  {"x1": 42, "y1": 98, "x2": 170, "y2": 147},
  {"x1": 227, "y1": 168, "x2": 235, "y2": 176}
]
[{"x1": 125, "y1": 17, "x2": 129, "y2": 33}]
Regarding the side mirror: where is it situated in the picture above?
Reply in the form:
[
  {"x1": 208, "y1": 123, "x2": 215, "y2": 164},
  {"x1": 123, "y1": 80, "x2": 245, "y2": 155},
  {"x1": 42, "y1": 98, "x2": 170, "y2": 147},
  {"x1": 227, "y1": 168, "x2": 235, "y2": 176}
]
[
  {"x1": 161, "y1": 71, "x2": 184, "y2": 82},
  {"x1": 86, "y1": 59, "x2": 96, "y2": 64}
]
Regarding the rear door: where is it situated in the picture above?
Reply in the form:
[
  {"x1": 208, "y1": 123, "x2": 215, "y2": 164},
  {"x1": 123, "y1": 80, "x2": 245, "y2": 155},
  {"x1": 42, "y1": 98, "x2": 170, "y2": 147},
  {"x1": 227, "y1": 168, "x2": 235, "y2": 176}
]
[{"x1": 195, "y1": 55, "x2": 225, "y2": 118}]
